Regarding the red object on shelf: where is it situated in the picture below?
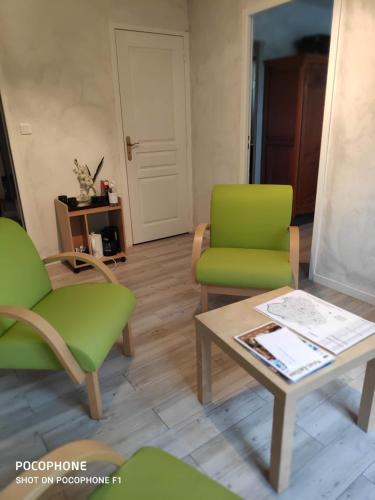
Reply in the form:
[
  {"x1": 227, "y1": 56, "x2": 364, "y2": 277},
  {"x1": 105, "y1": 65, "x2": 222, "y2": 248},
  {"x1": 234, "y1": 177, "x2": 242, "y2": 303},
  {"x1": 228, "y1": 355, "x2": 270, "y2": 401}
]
[{"x1": 100, "y1": 180, "x2": 109, "y2": 197}]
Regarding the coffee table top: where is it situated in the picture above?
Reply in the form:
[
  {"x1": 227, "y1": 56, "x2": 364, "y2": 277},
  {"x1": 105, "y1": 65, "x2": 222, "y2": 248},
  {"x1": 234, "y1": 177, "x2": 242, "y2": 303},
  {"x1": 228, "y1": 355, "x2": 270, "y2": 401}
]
[{"x1": 195, "y1": 287, "x2": 375, "y2": 398}]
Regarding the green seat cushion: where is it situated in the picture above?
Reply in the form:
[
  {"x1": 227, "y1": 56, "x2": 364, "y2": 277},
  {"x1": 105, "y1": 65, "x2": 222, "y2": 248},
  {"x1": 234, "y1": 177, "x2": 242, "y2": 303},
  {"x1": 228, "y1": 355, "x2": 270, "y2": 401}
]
[
  {"x1": 0, "y1": 283, "x2": 136, "y2": 372},
  {"x1": 196, "y1": 247, "x2": 292, "y2": 289},
  {"x1": 90, "y1": 447, "x2": 239, "y2": 500},
  {"x1": 0, "y1": 218, "x2": 51, "y2": 336}
]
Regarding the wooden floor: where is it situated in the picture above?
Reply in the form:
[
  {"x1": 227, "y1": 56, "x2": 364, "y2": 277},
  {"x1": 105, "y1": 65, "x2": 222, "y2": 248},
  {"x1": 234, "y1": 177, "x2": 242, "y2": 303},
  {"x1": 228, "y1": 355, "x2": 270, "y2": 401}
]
[{"x1": 2, "y1": 225, "x2": 375, "y2": 499}]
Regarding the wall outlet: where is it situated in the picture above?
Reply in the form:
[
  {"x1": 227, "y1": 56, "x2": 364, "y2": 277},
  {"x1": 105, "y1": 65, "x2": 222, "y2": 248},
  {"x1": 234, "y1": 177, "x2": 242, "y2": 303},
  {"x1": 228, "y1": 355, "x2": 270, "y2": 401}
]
[{"x1": 20, "y1": 122, "x2": 32, "y2": 135}]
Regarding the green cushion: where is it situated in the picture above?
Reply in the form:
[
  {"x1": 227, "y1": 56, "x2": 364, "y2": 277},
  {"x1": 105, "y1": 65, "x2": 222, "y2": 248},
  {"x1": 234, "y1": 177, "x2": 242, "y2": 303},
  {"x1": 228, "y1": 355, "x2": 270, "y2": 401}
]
[
  {"x1": 196, "y1": 247, "x2": 292, "y2": 289},
  {"x1": 0, "y1": 283, "x2": 136, "y2": 372},
  {"x1": 210, "y1": 184, "x2": 292, "y2": 251},
  {"x1": 90, "y1": 447, "x2": 239, "y2": 500},
  {"x1": 0, "y1": 217, "x2": 51, "y2": 336}
]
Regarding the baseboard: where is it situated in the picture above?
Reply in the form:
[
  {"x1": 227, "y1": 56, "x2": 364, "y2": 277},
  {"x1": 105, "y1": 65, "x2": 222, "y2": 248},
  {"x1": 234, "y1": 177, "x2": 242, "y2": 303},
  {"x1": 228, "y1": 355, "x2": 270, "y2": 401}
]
[{"x1": 312, "y1": 272, "x2": 375, "y2": 305}]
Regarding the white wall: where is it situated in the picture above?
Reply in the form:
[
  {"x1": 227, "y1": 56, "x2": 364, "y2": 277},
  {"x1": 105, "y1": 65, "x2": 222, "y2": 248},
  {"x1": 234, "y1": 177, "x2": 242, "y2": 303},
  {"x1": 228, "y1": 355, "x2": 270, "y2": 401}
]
[
  {"x1": 0, "y1": 0, "x2": 188, "y2": 256},
  {"x1": 311, "y1": 0, "x2": 375, "y2": 304},
  {"x1": 188, "y1": 0, "x2": 243, "y2": 224},
  {"x1": 4, "y1": 0, "x2": 374, "y2": 306},
  {"x1": 188, "y1": 0, "x2": 289, "y2": 224},
  {"x1": 188, "y1": 0, "x2": 375, "y2": 305}
]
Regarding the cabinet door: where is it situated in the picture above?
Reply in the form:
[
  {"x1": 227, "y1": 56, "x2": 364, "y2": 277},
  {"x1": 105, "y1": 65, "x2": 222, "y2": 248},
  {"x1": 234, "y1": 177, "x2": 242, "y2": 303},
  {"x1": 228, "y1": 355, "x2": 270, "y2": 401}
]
[
  {"x1": 262, "y1": 62, "x2": 300, "y2": 185},
  {"x1": 296, "y1": 62, "x2": 327, "y2": 214}
]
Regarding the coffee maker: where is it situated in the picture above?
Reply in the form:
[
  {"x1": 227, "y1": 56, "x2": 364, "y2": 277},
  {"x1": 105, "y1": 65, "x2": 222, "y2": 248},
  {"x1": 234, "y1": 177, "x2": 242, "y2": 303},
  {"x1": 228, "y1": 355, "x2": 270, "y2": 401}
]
[{"x1": 101, "y1": 226, "x2": 120, "y2": 256}]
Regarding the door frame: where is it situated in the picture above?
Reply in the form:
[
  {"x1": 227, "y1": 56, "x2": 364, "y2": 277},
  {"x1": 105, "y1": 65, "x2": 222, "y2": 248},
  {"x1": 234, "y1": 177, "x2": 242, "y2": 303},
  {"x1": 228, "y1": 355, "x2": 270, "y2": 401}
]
[
  {"x1": 239, "y1": 0, "x2": 291, "y2": 185},
  {"x1": 239, "y1": 0, "x2": 343, "y2": 281},
  {"x1": 0, "y1": 67, "x2": 27, "y2": 229},
  {"x1": 109, "y1": 23, "x2": 193, "y2": 247},
  {"x1": 0, "y1": 95, "x2": 26, "y2": 226}
]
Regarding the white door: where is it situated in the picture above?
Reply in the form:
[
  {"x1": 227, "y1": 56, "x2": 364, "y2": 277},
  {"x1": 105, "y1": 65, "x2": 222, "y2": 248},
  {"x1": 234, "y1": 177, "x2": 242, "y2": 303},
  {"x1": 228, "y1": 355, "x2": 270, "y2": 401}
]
[{"x1": 115, "y1": 29, "x2": 192, "y2": 244}]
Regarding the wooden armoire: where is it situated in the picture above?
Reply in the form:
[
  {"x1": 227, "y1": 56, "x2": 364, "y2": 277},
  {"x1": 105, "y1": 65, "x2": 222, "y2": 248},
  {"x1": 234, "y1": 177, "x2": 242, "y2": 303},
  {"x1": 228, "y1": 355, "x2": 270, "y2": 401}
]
[{"x1": 262, "y1": 54, "x2": 328, "y2": 216}]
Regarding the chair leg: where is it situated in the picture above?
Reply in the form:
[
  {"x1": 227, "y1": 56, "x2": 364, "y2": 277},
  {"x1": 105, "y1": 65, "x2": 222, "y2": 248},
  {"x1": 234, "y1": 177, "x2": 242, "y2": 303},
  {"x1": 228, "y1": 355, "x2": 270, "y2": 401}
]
[
  {"x1": 86, "y1": 371, "x2": 102, "y2": 420},
  {"x1": 201, "y1": 285, "x2": 208, "y2": 312},
  {"x1": 123, "y1": 323, "x2": 134, "y2": 356}
]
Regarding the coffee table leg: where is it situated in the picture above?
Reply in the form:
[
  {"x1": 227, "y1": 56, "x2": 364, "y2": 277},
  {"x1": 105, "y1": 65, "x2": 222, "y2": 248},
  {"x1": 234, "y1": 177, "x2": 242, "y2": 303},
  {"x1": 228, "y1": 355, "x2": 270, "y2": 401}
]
[
  {"x1": 358, "y1": 358, "x2": 375, "y2": 432},
  {"x1": 269, "y1": 394, "x2": 296, "y2": 493},
  {"x1": 196, "y1": 325, "x2": 212, "y2": 404}
]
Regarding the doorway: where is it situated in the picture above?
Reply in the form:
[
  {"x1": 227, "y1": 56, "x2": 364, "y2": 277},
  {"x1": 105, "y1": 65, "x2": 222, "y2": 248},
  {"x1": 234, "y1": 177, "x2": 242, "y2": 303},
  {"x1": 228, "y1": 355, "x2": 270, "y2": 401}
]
[
  {"x1": 114, "y1": 29, "x2": 192, "y2": 244},
  {"x1": 0, "y1": 95, "x2": 24, "y2": 226},
  {"x1": 246, "y1": 0, "x2": 334, "y2": 271}
]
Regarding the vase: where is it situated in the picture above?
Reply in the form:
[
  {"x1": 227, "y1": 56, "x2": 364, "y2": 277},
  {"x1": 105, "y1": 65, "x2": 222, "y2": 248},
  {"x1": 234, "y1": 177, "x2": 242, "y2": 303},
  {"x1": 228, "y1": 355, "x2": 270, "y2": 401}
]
[{"x1": 77, "y1": 188, "x2": 90, "y2": 203}]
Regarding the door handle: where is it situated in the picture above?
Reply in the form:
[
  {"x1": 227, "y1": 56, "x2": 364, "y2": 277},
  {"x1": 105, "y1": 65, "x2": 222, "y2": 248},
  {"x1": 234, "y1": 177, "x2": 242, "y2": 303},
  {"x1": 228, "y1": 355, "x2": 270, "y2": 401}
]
[{"x1": 126, "y1": 136, "x2": 140, "y2": 161}]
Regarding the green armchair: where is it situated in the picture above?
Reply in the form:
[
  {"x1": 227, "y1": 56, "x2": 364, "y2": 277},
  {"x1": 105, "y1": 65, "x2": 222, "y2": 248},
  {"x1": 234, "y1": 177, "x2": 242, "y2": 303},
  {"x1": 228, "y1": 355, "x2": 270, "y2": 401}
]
[
  {"x1": 1, "y1": 440, "x2": 239, "y2": 499},
  {"x1": 192, "y1": 185, "x2": 299, "y2": 311},
  {"x1": 0, "y1": 217, "x2": 136, "y2": 419}
]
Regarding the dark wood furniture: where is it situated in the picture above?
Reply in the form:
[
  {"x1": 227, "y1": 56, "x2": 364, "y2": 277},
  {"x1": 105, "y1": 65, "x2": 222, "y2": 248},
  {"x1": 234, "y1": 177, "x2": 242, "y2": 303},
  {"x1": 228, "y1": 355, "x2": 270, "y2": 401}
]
[
  {"x1": 55, "y1": 197, "x2": 127, "y2": 272},
  {"x1": 262, "y1": 54, "x2": 328, "y2": 216}
]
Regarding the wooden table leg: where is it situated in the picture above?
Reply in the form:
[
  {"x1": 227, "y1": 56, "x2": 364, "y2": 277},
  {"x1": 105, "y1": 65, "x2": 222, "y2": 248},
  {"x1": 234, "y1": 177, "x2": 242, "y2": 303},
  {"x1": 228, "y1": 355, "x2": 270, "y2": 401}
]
[
  {"x1": 196, "y1": 324, "x2": 212, "y2": 404},
  {"x1": 269, "y1": 394, "x2": 296, "y2": 493},
  {"x1": 358, "y1": 358, "x2": 375, "y2": 432}
]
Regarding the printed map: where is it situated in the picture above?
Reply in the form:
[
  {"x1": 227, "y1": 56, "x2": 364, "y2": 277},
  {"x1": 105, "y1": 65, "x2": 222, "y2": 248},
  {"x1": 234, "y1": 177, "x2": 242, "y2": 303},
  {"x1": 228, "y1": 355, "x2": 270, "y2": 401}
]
[
  {"x1": 256, "y1": 290, "x2": 375, "y2": 354},
  {"x1": 267, "y1": 296, "x2": 328, "y2": 327}
]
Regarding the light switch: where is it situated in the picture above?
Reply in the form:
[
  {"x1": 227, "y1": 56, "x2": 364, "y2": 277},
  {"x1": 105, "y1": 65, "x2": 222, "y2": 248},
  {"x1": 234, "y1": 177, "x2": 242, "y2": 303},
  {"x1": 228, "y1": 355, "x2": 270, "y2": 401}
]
[{"x1": 20, "y1": 122, "x2": 32, "y2": 135}]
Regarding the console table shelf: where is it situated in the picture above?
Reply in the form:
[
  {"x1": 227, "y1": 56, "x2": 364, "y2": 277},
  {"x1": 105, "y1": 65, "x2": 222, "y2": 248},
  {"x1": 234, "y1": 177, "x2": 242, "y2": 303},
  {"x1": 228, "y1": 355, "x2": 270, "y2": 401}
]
[{"x1": 55, "y1": 197, "x2": 127, "y2": 272}]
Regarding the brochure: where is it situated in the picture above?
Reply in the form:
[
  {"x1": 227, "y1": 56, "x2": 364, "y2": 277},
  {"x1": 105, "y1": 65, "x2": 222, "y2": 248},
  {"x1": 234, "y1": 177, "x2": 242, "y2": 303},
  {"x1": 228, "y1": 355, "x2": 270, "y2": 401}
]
[
  {"x1": 234, "y1": 322, "x2": 334, "y2": 383},
  {"x1": 255, "y1": 290, "x2": 375, "y2": 355}
]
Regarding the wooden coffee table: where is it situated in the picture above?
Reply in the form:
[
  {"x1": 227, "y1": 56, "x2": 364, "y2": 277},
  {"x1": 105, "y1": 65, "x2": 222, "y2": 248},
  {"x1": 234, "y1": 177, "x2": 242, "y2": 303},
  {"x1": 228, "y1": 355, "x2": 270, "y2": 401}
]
[{"x1": 195, "y1": 287, "x2": 375, "y2": 493}]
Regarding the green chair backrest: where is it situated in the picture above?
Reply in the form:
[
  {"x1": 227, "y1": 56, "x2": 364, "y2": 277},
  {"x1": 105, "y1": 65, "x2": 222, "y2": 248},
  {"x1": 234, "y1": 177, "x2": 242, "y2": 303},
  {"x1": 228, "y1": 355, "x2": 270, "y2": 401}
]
[
  {"x1": 0, "y1": 218, "x2": 51, "y2": 335},
  {"x1": 210, "y1": 184, "x2": 292, "y2": 251}
]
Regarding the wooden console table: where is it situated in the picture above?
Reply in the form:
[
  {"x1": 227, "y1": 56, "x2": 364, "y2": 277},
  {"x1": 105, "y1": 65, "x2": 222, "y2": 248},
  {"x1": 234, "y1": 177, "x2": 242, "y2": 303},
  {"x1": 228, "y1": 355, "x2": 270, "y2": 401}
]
[{"x1": 55, "y1": 197, "x2": 126, "y2": 272}]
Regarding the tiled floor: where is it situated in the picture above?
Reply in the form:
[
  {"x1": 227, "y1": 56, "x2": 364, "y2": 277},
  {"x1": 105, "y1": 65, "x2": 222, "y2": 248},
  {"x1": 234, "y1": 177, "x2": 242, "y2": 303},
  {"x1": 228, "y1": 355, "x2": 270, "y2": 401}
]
[{"x1": 1, "y1": 227, "x2": 375, "y2": 499}]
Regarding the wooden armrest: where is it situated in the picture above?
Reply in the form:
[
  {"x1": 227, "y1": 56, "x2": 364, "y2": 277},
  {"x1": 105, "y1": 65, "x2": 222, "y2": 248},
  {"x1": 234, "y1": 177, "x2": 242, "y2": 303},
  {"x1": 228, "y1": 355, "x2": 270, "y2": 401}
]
[
  {"x1": 289, "y1": 226, "x2": 300, "y2": 289},
  {"x1": 191, "y1": 223, "x2": 210, "y2": 283},
  {"x1": 44, "y1": 252, "x2": 119, "y2": 284},
  {"x1": 0, "y1": 305, "x2": 85, "y2": 385},
  {"x1": 0, "y1": 440, "x2": 125, "y2": 500}
]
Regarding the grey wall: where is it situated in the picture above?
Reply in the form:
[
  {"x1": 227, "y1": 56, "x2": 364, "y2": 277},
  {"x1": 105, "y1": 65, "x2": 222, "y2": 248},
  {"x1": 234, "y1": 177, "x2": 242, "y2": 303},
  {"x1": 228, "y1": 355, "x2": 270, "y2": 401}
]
[
  {"x1": 0, "y1": 0, "x2": 188, "y2": 256},
  {"x1": 252, "y1": 0, "x2": 333, "y2": 183},
  {"x1": 2, "y1": 0, "x2": 374, "y2": 305},
  {"x1": 188, "y1": 0, "x2": 288, "y2": 224},
  {"x1": 188, "y1": 0, "x2": 246, "y2": 225},
  {"x1": 188, "y1": 0, "x2": 375, "y2": 305},
  {"x1": 312, "y1": 0, "x2": 375, "y2": 304}
]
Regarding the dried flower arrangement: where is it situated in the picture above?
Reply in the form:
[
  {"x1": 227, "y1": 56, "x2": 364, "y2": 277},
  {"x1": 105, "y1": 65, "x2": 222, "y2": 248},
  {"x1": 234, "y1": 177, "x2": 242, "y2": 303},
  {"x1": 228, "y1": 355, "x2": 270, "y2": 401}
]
[{"x1": 73, "y1": 158, "x2": 97, "y2": 203}]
